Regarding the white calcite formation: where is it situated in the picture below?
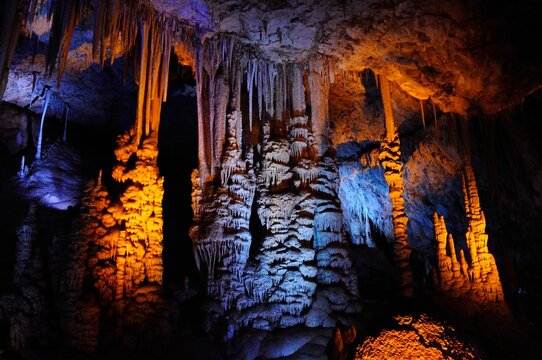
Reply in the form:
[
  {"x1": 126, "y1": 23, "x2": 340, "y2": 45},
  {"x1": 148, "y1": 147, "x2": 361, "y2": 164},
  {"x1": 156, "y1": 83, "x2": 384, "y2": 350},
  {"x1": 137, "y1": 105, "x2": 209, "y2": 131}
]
[
  {"x1": 190, "y1": 110, "x2": 256, "y2": 312},
  {"x1": 191, "y1": 108, "x2": 360, "y2": 332},
  {"x1": 338, "y1": 146, "x2": 394, "y2": 248}
]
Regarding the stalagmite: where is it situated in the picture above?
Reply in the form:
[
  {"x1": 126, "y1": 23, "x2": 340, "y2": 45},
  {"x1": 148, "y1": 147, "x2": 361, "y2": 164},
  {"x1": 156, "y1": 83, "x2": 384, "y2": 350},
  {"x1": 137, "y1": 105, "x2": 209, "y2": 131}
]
[
  {"x1": 18, "y1": 155, "x2": 26, "y2": 177},
  {"x1": 379, "y1": 76, "x2": 414, "y2": 297},
  {"x1": 190, "y1": 104, "x2": 359, "y2": 330},
  {"x1": 36, "y1": 88, "x2": 51, "y2": 160},
  {"x1": 432, "y1": 158, "x2": 504, "y2": 307},
  {"x1": 85, "y1": 131, "x2": 165, "y2": 316}
]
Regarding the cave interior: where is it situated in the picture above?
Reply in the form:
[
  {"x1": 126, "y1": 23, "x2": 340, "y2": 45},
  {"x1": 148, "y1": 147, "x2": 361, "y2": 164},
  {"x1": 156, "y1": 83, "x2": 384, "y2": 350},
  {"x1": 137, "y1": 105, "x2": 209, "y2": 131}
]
[{"x1": 1, "y1": 0, "x2": 542, "y2": 359}]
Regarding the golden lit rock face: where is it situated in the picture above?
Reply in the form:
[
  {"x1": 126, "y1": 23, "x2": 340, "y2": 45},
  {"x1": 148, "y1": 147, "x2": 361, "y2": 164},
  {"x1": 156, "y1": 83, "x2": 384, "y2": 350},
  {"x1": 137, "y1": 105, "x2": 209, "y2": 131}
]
[
  {"x1": 174, "y1": 43, "x2": 195, "y2": 68},
  {"x1": 355, "y1": 314, "x2": 478, "y2": 360},
  {"x1": 84, "y1": 130, "x2": 164, "y2": 319},
  {"x1": 433, "y1": 159, "x2": 504, "y2": 306},
  {"x1": 379, "y1": 76, "x2": 413, "y2": 296}
]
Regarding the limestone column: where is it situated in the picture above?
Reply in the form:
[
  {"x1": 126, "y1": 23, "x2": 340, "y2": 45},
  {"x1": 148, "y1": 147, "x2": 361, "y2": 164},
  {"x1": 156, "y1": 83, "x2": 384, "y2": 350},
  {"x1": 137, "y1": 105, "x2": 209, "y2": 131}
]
[{"x1": 378, "y1": 76, "x2": 414, "y2": 297}]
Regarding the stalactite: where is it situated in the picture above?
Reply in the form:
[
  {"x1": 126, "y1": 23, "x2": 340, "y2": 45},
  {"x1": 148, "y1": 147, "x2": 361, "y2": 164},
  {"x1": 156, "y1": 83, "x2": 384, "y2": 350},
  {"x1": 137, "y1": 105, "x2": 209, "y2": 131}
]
[
  {"x1": 379, "y1": 76, "x2": 414, "y2": 297},
  {"x1": 0, "y1": 0, "x2": 23, "y2": 101},
  {"x1": 381, "y1": 77, "x2": 395, "y2": 142},
  {"x1": 195, "y1": 35, "x2": 243, "y2": 184},
  {"x1": 282, "y1": 63, "x2": 288, "y2": 118},
  {"x1": 257, "y1": 60, "x2": 263, "y2": 122},
  {"x1": 308, "y1": 58, "x2": 330, "y2": 157},
  {"x1": 234, "y1": 64, "x2": 243, "y2": 146},
  {"x1": 432, "y1": 99, "x2": 438, "y2": 131},
  {"x1": 247, "y1": 58, "x2": 256, "y2": 131},
  {"x1": 46, "y1": 0, "x2": 91, "y2": 84},
  {"x1": 195, "y1": 43, "x2": 209, "y2": 182},
  {"x1": 420, "y1": 99, "x2": 426, "y2": 128},
  {"x1": 292, "y1": 64, "x2": 306, "y2": 115},
  {"x1": 62, "y1": 105, "x2": 69, "y2": 142},
  {"x1": 35, "y1": 87, "x2": 51, "y2": 159}
]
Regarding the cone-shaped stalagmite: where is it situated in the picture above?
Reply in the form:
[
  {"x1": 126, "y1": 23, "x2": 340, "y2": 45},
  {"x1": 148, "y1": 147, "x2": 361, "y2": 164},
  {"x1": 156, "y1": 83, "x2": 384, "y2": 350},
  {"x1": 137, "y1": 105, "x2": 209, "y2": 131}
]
[
  {"x1": 378, "y1": 76, "x2": 414, "y2": 297},
  {"x1": 433, "y1": 158, "x2": 504, "y2": 305}
]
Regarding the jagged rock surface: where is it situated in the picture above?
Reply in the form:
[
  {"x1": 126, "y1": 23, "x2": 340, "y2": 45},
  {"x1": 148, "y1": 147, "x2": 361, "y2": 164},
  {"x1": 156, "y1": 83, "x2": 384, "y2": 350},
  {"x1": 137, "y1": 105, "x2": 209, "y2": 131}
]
[{"x1": 354, "y1": 314, "x2": 478, "y2": 359}]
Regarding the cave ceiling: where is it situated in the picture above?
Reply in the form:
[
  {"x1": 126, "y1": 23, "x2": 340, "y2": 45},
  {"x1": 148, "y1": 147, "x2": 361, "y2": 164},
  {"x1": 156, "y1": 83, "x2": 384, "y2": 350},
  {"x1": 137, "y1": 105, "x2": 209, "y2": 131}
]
[{"x1": 149, "y1": 0, "x2": 542, "y2": 115}]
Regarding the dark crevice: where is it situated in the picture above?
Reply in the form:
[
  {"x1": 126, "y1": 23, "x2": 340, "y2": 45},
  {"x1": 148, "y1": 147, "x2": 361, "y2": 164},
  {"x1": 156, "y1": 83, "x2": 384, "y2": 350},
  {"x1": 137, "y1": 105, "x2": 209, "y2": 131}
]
[
  {"x1": 158, "y1": 56, "x2": 199, "y2": 287},
  {"x1": 248, "y1": 191, "x2": 264, "y2": 260}
]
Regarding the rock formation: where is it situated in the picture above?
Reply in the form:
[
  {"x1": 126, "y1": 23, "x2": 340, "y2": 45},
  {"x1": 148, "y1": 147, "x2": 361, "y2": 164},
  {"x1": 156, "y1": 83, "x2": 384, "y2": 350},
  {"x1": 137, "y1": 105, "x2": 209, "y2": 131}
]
[
  {"x1": 354, "y1": 314, "x2": 478, "y2": 359},
  {"x1": 433, "y1": 158, "x2": 504, "y2": 307},
  {"x1": 190, "y1": 108, "x2": 360, "y2": 331},
  {"x1": 87, "y1": 132, "x2": 164, "y2": 315},
  {"x1": 379, "y1": 76, "x2": 414, "y2": 297}
]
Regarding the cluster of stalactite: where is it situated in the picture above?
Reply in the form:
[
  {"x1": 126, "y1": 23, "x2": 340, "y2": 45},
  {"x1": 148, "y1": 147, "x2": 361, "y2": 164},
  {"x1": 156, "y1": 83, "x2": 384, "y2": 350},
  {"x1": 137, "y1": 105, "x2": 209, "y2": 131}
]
[
  {"x1": 378, "y1": 76, "x2": 414, "y2": 297},
  {"x1": 432, "y1": 159, "x2": 504, "y2": 307},
  {"x1": 194, "y1": 34, "x2": 338, "y2": 184},
  {"x1": 0, "y1": 0, "x2": 24, "y2": 100},
  {"x1": 22, "y1": 0, "x2": 188, "y2": 86}
]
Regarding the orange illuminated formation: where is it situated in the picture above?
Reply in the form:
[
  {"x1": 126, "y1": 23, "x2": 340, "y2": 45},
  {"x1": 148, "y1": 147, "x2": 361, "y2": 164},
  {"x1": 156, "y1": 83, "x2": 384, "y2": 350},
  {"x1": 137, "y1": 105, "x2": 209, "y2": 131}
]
[
  {"x1": 73, "y1": 5, "x2": 171, "y2": 325},
  {"x1": 433, "y1": 159, "x2": 504, "y2": 306},
  {"x1": 355, "y1": 314, "x2": 477, "y2": 359},
  {"x1": 84, "y1": 133, "x2": 164, "y2": 317},
  {"x1": 379, "y1": 76, "x2": 414, "y2": 297}
]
